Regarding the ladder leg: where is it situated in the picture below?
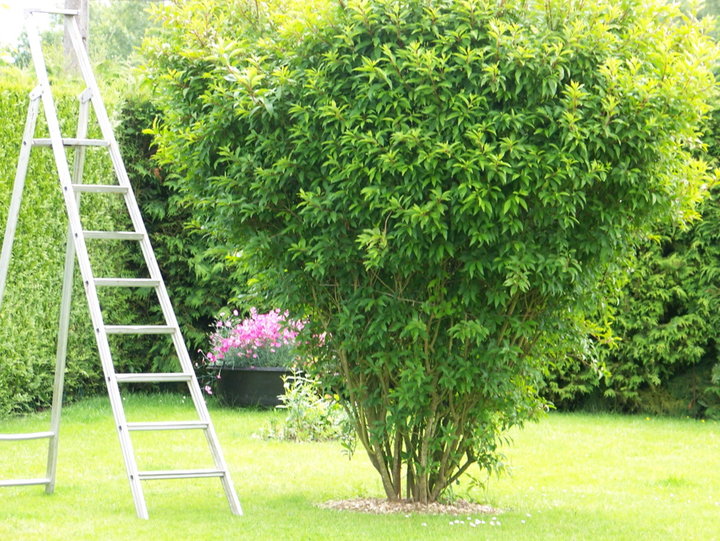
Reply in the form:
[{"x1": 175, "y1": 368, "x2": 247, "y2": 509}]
[
  {"x1": 45, "y1": 227, "x2": 74, "y2": 494},
  {"x1": 46, "y1": 89, "x2": 92, "y2": 494},
  {"x1": 188, "y1": 380, "x2": 243, "y2": 516},
  {"x1": 202, "y1": 422, "x2": 244, "y2": 515},
  {"x1": 113, "y1": 386, "x2": 150, "y2": 519},
  {"x1": 0, "y1": 89, "x2": 42, "y2": 308},
  {"x1": 66, "y1": 18, "x2": 244, "y2": 517}
]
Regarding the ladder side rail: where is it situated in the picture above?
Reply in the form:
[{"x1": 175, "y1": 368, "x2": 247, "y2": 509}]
[
  {"x1": 65, "y1": 18, "x2": 169, "y2": 302},
  {"x1": 64, "y1": 17, "x2": 184, "y2": 340},
  {"x1": 46, "y1": 88, "x2": 93, "y2": 494},
  {"x1": 25, "y1": 14, "x2": 150, "y2": 519},
  {"x1": 0, "y1": 89, "x2": 42, "y2": 308},
  {"x1": 64, "y1": 17, "x2": 173, "y2": 296},
  {"x1": 64, "y1": 17, "x2": 190, "y2": 345},
  {"x1": 67, "y1": 14, "x2": 242, "y2": 517},
  {"x1": 65, "y1": 18, "x2": 134, "y2": 191},
  {"x1": 65, "y1": 18, "x2": 206, "y2": 378},
  {"x1": 46, "y1": 225, "x2": 74, "y2": 495},
  {"x1": 124, "y1": 188, "x2": 245, "y2": 513},
  {"x1": 186, "y1": 374, "x2": 244, "y2": 515},
  {"x1": 125, "y1": 173, "x2": 245, "y2": 512}
]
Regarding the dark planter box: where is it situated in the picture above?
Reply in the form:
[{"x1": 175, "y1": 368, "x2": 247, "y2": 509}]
[{"x1": 215, "y1": 366, "x2": 291, "y2": 408}]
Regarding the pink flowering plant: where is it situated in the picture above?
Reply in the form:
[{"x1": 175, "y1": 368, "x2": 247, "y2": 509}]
[{"x1": 204, "y1": 308, "x2": 303, "y2": 370}]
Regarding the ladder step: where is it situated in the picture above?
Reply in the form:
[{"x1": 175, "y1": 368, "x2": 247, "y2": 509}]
[
  {"x1": 127, "y1": 421, "x2": 209, "y2": 431},
  {"x1": 0, "y1": 431, "x2": 54, "y2": 441},
  {"x1": 105, "y1": 325, "x2": 176, "y2": 335},
  {"x1": 72, "y1": 184, "x2": 129, "y2": 194},
  {"x1": 84, "y1": 231, "x2": 144, "y2": 241},
  {"x1": 115, "y1": 373, "x2": 193, "y2": 383},
  {"x1": 0, "y1": 478, "x2": 51, "y2": 487},
  {"x1": 95, "y1": 278, "x2": 160, "y2": 288},
  {"x1": 138, "y1": 469, "x2": 225, "y2": 481},
  {"x1": 33, "y1": 137, "x2": 109, "y2": 147}
]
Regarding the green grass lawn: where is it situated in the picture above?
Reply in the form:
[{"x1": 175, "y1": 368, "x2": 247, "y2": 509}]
[{"x1": 1, "y1": 394, "x2": 719, "y2": 540}]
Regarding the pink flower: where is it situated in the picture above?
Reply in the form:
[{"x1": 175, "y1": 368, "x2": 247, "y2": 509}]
[{"x1": 206, "y1": 308, "x2": 307, "y2": 368}]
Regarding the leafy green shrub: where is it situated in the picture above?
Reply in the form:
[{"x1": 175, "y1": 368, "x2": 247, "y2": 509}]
[
  {"x1": 143, "y1": 0, "x2": 717, "y2": 502},
  {"x1": 0, "y1": 68, "x2": 142, "y2": 415}
]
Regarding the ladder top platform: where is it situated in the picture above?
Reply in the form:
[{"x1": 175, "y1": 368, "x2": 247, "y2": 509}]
[{"x1": 25, "y1": 8, "x2": 79, "y2": 16}]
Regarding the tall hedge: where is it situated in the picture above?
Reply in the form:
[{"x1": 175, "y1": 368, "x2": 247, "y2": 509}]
[
  {"x1": 545, "y1": 108, "x2": 720, "y2": 418},
  {"x1": 0, "y1": 70, "x2": 140, "y2": 415}
]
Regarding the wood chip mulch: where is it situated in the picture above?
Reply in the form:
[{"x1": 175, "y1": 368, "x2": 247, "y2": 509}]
[{"x1": 318, "y1": 497, "x2": 502, "y2": 516}]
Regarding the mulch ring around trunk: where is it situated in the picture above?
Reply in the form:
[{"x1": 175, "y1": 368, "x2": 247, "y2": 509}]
[{"x1": 318, "y1": 497, "x2": 502, "y2": 516}]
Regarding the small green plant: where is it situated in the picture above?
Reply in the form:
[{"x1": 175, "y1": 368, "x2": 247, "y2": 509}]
[
  {"x1": 701, "y1": 363, "x2": 720, "y2": 420},
  {"x1": 258, "y1": 373, "x2": 355, "y2": 450}
]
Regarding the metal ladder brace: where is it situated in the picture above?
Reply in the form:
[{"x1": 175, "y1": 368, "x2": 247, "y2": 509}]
[{"x1": 0, "y1": 9, "x2": 242, "y2": 519}]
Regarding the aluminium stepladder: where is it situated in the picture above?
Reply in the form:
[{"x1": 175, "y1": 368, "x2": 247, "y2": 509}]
[{"x1": 0, "y1": 8, "x2": 242, "y2": 519}]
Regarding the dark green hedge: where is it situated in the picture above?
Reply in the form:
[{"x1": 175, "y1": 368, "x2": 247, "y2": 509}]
[
  {"x1": 115, "y1": 98, "x2": 243, "y2": 373},
  {"x1": 545, "y1": 108, "x2": 720, "y2": 418}
]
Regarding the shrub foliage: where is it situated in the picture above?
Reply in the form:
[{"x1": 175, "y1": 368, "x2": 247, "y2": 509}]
[{"x1": 143, "y1": 0, "x2": 717, "y2": 502}]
